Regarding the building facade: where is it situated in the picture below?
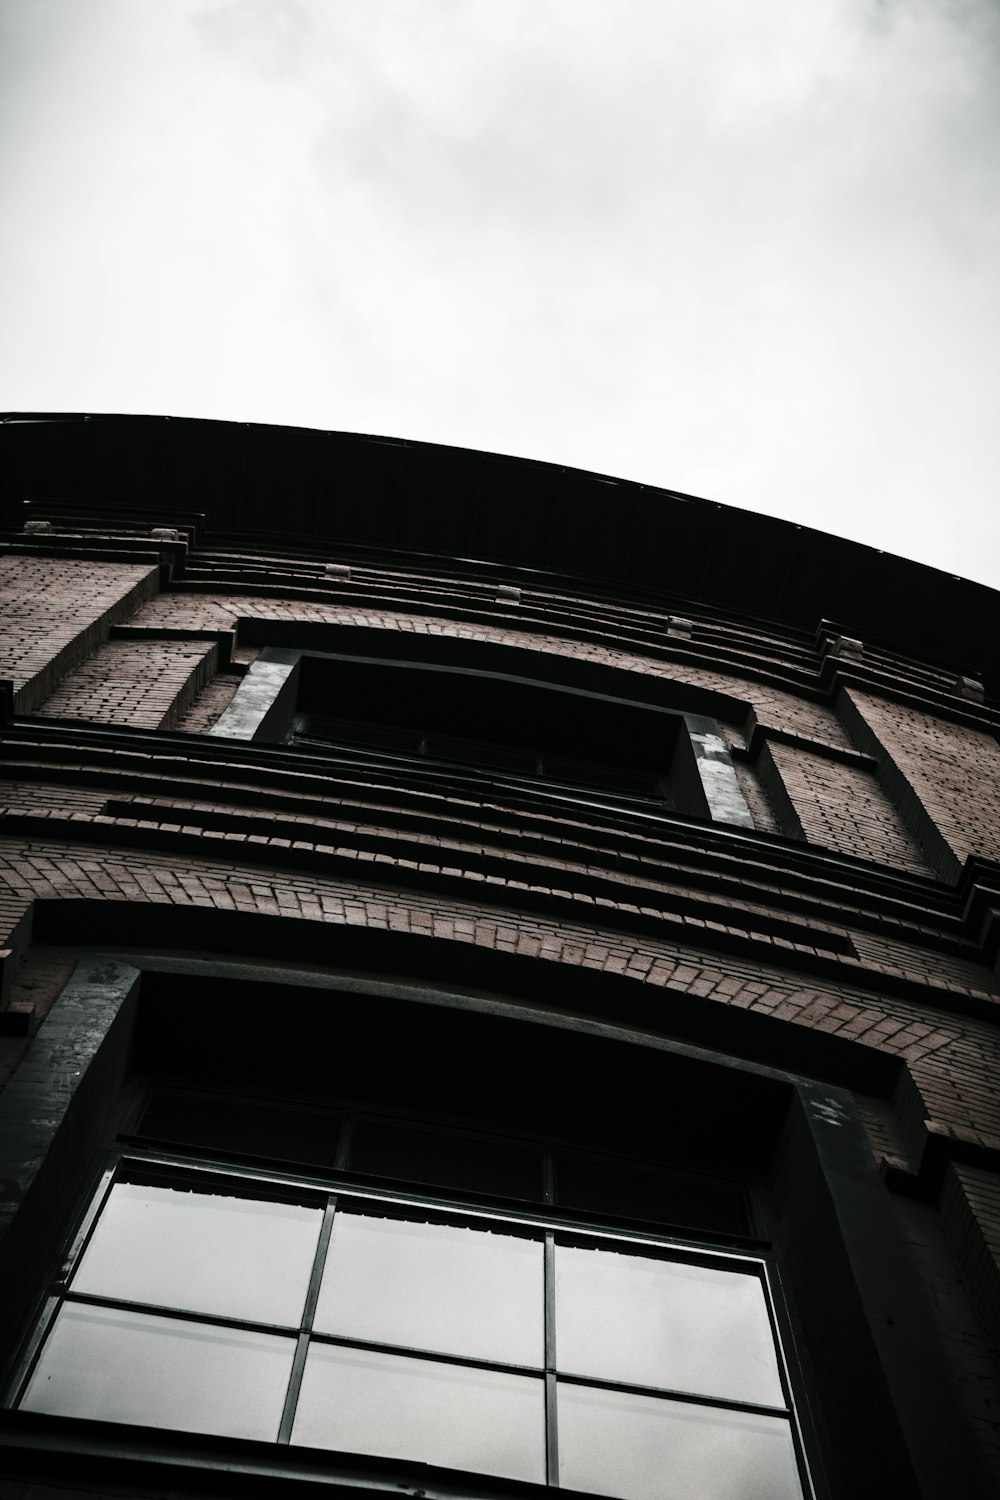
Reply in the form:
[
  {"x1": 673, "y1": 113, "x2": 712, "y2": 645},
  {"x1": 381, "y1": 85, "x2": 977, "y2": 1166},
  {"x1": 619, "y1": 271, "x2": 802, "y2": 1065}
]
[{"x1": 0, "y1": 412, "x2": 999, "y2": 1500}]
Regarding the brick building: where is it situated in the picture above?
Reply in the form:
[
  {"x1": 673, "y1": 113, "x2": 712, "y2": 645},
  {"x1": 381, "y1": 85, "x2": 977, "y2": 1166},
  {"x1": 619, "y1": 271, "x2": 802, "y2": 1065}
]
[{"x1": 0, "y1": 412, "x2": 998, "y2": 1500}]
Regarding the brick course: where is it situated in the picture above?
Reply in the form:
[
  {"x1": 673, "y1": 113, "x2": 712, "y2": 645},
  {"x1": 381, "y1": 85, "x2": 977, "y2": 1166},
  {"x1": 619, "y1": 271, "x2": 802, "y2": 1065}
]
[
  {"x1": 840, "y1": 688, "x2": 1000, "y2": 879},
  {"x1": 34, "y1": 638, "x2": 218, "y2": 732},
  {"x1": 0, "y1": 833, "x2": 996, "y2": 1142},
  {"x1": 0, "y1": 556, "x2": 158, "y2": 713}
]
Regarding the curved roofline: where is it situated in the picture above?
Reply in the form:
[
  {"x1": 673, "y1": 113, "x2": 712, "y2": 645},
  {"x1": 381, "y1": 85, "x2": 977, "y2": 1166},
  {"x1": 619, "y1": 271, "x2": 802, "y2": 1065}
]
[{"x1": 2, "y1": 411, "x2": 997, "y2": 691}]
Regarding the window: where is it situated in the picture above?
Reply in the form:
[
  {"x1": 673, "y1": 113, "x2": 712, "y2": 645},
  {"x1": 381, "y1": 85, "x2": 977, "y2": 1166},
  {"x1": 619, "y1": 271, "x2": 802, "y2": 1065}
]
[
  {"x1": 287, "y1": 654, "x2": 680, "y2": 805},
  {"x1": 209, "y1": 642, "x2": 757, "y2": 826},
  {"x1": 11, "y1": 1113, "x2": 809, "y2": 1500}
]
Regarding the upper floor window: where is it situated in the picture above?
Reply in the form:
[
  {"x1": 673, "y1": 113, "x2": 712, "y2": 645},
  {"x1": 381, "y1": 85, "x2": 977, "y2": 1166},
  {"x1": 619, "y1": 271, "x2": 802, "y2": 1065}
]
[
  {"x1": 286, "y1": 654, "x2": 679, "y2": 805},
  {"x1": 209, "y1": 642, "x2": 756, "y2": 826}
]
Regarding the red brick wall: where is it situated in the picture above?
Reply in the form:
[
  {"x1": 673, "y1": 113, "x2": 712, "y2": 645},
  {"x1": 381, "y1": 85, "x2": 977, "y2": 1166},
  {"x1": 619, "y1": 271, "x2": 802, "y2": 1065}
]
[
  {"x1": 6, "y1": 561, "x2": 996, "y2": 879},
  {"x1": 758, "y1": 738, "x2": 937, "y2": 876},
  {"x1": 840, "y1": 688, "x2": 1000, "y2": 880},
  {"x1": 0, "y1": 832, "x2": 995, "y2": 1141},
  {"x1": 128, "y1": 587, "x2": 853, "y2": 743},
  {"x1": 0, "y1": 557, "x2": 158, "y2": 713},
  {"x1": 34, "y1": 639, "x2": 218, "y2": 732}
]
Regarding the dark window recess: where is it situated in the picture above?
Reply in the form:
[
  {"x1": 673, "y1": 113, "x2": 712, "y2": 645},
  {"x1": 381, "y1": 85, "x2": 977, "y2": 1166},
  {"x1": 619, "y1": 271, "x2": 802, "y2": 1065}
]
[
  {"x1": 286, "y1": 656, "x2": 680, "y2": 803},
  {"x1": 350, "y1": 1117, "x2": 544, "y2": 1202},
  {"x1": 553, "y1": 1152, "x2": 749, "y2": 1237},
  {"x1": 136, "y1": 1088, "x2": 749, "y2": 1238},
  {"x1": 139, "y1": 1091, "x2": 344, "y2": 1172}
]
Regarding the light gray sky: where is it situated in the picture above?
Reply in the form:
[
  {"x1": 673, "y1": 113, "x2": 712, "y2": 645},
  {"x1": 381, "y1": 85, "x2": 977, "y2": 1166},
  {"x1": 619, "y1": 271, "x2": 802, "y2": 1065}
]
[{"x1": 2, "y1": 0, "x2": 998, "y2": 587}]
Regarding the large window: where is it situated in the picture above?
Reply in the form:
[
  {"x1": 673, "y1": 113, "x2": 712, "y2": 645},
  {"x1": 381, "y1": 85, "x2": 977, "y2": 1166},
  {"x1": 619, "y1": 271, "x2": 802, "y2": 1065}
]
[
  {"x1": 287, "y1": 654, "x2": 681, "y2": 805},
  {"x1": 11, "y1": 1110, "x2": 809, "y2": 1500}
]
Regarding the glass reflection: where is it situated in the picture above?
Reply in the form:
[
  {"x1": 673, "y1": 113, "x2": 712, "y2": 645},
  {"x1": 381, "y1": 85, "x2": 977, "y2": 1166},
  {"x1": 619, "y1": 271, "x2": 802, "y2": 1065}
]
[
  {"x1": 292, "y1": 1344, "x2": 545, "y2": 1483},
  {"x1": 556, "y1": 1244, "x2": 784, "y2": 1406},
  {"x1": 21, "y1": 1303, "x2": 294, "y2": 1441},
  {"x1": 72, "y1": 1181, "x2": 322, "y2": 1327},
  {"x1": 313, "y1": 1211, "x2": 543, "y2": 1365},
  {"x1": 558, "y1": 1383, "x2": 803, "y2": 1500}
]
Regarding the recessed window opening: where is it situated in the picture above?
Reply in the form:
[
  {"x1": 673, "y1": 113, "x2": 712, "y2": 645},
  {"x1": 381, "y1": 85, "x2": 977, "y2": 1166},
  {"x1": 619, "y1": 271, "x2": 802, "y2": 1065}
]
[
  {"x1": 287, "y1": 655, "x2": 682, "y2": 805},
  {"x1": 137, "y1": 1085, "x2": 753, "y2": 1239},
  {"x1": 3, "y1": 975, "x2": 812, "y2": 1498}
]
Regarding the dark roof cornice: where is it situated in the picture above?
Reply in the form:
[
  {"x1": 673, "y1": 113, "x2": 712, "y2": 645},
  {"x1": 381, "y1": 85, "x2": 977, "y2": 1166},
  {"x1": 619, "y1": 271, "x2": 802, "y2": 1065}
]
[{"x1": 2, "y1": 412, "x2": 997, "y2": 694}]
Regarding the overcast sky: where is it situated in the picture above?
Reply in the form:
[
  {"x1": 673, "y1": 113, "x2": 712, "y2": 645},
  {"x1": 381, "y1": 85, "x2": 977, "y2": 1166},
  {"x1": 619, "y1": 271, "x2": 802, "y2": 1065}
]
[{"x1": 1, "y1": 0, "x2": 998, "y2": 588}]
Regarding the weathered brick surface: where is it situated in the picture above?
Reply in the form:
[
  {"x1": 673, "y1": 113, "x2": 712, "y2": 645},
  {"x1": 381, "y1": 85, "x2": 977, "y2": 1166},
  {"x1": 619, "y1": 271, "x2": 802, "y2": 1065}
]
[
  {"x1": 172, "y1": 671, "x2": 242, "y2": 732},
  {"x1": 129, "y1": 588, "x2": 853, "y2": 745},
  {"x1": 729, "y1": 756, "x2": 782, "y2": 835},
  {"x1": 757, "y1": 738, "x2": 936, "y2": 875},
  {"x1": 0, "y1": 557, "x2": 158, "y2": 713},
  {"x1": 1, "y1": 772, "x2": 996, "y2": 1009},
  {"x1": 0, "y1": 834, "x2": 997, "y2": 1143},
  {"x1": 34, "y1": 639, "x2": 218, "y2": 732},
  {"x1": 125, "y1": 589, "x2": 914, "y2": 867},
  {"x1": 841, "y1": 688, "x2": 1000, "y2": 879}
]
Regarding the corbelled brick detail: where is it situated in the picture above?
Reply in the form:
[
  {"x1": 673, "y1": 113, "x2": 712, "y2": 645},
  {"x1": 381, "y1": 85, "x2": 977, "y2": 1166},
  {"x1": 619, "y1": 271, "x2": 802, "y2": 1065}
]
[
  {"x1": 758, "y1": 737, "x2": 936, "y2": 876},
  {"x1": 128, "y1": 587, "x2": 855, "y2": 747},
  {"x1": 839, "y1": 688, "x2": 1000, "y2": 881},
  {"x1": 0, "y1": 556, "x2": 158, "y2": 714},
  {"x1": 34, "y1": 638, "x2": 219, "y2": 732}
]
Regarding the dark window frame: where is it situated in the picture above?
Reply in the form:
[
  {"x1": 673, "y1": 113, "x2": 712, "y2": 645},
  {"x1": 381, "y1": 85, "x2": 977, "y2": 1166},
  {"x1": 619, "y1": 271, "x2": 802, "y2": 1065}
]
[
  {"x1": 9, "y1": 1140, "x2": 811, "y2": 1497},
  {"x1": 14, "y1": 951, "x2": 958, "y2": 1498}
]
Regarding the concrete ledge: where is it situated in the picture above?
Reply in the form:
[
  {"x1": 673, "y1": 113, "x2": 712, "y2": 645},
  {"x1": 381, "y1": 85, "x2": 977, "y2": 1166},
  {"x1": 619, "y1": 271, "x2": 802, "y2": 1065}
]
[{"x1": 209, "y1": 649, "x2": 300, "y2": 742}]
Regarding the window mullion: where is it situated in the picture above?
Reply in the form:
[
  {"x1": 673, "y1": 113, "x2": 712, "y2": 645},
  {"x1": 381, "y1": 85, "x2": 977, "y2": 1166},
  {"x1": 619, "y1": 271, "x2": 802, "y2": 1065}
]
[
  {"x1": 544, "y1": 1229, "x2": 558, "y2": 1487},
  {"x1": 277, "y1": 1193, "x2": 339, "y2": 1445}
]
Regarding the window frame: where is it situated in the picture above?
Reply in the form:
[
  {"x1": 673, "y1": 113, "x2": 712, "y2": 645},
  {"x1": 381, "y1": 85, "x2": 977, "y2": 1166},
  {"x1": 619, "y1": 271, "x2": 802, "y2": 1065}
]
[
  {"x1": 8, "y1": 1138, "x2": 814, "y2": 1499},
  {"x1": 208, "y1": 643, "x2": 756, "y2": 829}
]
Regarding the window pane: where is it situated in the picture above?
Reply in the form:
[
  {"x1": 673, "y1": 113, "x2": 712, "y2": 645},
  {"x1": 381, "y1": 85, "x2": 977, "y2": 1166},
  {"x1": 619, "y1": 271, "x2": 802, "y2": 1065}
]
[
  {"x1": 350, "y1": 1119, "x2": 543, "y2": 1201},
  {"x1": 292, "y1": 1344, "x2": 545, "y2": 1484},
  {"x1": 555, "y1": 1244, "x2": 784, "y2": 1406},
  {"x1": 313, "y1": 1211, "x2": 543, "y2": 1366},
  {"x1": 21, "y1": 1304, "x2": 294, "y2": 1442},
  {"x1": 72, "y1": 1181, "x2": 322, "y2": 1327},
  {"x1": 558, "y1": 1383, "x2": 803, "y2": 1500}
]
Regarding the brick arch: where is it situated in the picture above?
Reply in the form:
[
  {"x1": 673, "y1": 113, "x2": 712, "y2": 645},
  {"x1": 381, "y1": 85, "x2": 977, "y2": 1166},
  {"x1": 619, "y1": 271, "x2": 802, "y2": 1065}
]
[
  {"x1": 21, "y1": 887, "x2": 911, "y2": 1105},
  {"x1": 6, "y1": 841, "x2": 998, "y2": 1146}
]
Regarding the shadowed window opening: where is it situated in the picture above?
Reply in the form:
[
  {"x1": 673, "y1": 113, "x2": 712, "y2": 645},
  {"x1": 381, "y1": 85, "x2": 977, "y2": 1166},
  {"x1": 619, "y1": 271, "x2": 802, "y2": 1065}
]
[{"x1": 287, "y1": 655, "x2": 681, "y2": 805}]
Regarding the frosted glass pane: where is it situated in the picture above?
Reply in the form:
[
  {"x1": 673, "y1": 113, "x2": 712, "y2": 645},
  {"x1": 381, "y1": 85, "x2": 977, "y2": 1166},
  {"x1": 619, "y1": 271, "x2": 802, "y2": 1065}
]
[
  {"x1": 72, "y1": 1181, "x2": 322, "y2": 1326},
  {"x1": 314, "y1": 1212, "x2": 543, "y2": 1365},
  {"x1": 21, "y1": 1303, "x2": 294, "y2": 1441},
  {"x1": 292, "y1": 1344, "x2": 544, "y2": 1484},
  {"x1": 559, "y1": 1383, "x2": 803, "y2": 1500},
  {"x1": 556, "y1": 1245, "x2": 784, "y2": 1406}
]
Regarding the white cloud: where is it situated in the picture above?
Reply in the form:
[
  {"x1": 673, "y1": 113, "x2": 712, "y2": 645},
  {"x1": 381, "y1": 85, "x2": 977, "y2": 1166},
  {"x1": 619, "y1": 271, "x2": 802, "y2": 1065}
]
[{"x1": 1, "y1": 0, "x2": 998, "y2": 586}]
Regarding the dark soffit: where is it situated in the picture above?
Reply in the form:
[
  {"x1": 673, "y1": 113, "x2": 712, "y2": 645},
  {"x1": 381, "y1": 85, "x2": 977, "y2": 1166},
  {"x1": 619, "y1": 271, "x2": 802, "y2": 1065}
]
[{"x1": 2, "y1": 412, "x2": 997, "y2": 693}]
